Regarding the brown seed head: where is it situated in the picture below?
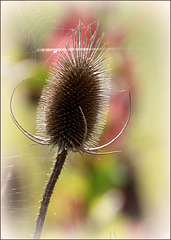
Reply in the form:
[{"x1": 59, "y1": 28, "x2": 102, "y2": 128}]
[{"x1": 36, "y1": 22, "x2": 111, "y2": 151}]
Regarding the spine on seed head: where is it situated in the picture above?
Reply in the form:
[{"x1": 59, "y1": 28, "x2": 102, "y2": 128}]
[{"x1": 36, "y1": 21, "x2": 111, "y2": 152}]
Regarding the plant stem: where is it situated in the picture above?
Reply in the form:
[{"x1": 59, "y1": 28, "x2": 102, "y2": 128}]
[{"x1": 33, "y1": 148, "x2": 68, "y2": 239}]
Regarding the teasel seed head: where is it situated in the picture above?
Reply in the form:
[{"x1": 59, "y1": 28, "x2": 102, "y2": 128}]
[
  {"x1": 36, "y1": 21, "x2": 111, "y2": 151},
  {"x1": 10, "y1": 21, "x2": 131, "y2": 155}
]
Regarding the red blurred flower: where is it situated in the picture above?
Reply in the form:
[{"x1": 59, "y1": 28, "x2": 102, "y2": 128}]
[
  {"x1": 99, "y1": 30, "x2": 137, "y2": 149},
  {"x1": 42, "y1": 10, "x2": 98, "y2": 67}
]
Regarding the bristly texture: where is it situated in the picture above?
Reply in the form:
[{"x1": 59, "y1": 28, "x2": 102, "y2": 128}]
[{"x1": 37, "y1": 21, "x2": 111, "y2": 151}]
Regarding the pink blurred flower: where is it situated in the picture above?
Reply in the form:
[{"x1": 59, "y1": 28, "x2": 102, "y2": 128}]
[
  {"x1": 42, "y1": 10, "x2": 98, "y2": 67},
  {"x1": 99, "y1": 29, "x2": 137, "y2": 149}
]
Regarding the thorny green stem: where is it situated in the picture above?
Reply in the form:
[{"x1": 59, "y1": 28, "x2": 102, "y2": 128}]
[{"x1": 33, "y1": 148, "x2": 68, "y2": 239}]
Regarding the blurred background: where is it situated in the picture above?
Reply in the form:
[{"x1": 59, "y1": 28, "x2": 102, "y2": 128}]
[{"x1": 1, "y1": 1, "x2": 170, "y2": 239}]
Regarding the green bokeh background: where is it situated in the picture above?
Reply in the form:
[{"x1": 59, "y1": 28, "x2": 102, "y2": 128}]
[{"x1": 1, "y1": 1, "x2": 170, "y2": 239}]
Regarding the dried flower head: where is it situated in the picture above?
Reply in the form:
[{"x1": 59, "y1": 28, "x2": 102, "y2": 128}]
[
  {"x1": 10, "y1": 21, "x2": 131, "y2": 155},
  {"x1": 36, "y1": 21, "x2": 111, "y2": 152}
]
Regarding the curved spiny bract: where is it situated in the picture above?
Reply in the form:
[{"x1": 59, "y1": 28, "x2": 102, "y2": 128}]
[{"x1": 36, "y1": 22, "x2": 111, "y2": 151}]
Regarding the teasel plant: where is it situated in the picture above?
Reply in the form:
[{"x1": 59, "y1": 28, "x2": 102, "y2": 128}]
[{"x1": 10, "y1": 20, "x2": 131, "y2": 239}]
